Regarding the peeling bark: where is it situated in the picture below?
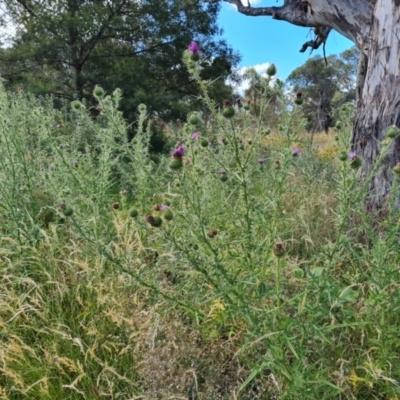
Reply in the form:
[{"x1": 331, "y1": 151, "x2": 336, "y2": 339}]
[{"x1": 352, "y1": 0, "x2": 400, "y2": 210}]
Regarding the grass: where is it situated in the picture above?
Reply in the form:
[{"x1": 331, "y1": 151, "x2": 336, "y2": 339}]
[{"x1": 0, "y1": 55, "x2": 400, "y2": 399}]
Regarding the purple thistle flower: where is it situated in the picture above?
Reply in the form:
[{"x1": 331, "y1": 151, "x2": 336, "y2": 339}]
[
  {"x1": 188, "y1": 41, "x2": 200, "y2": 54},
  {"x1": 38, "y1": 95, "x2": 43, "y2": 99},
  {"x1": 72, "y1": 159, "x2": 78, "y2": 165},
  {"x1": 235, "y1": 98, "x2": 241, "y2": 104},
  {"x1": 258, "y1": 157, "x2": 265, "y2": 165},
  {"x1": 18, "y1": 87, "x2": 24, "y2": 93},
  {"x1": 293, "y1": 147, "x2": 301, "y2": 156},
  {"x1": 82, "y1": 153, "x2": 88, "y2": 158},
  {"x1": 160, "y1": 204, "x2": 169, "y2": 211},
  {"x1": 191, "y1": 132, "x2": 200, "y2": 140},
  {"x1": 348, "y1": 152, "x2": 357, "y2": 161},
  {"x1": 172, "y1": 145, "x2": 185, "y2": 159},
  {"x1": 48, "y1": 165, "x2": 54, "y2": 171},
  {"x1": 59, "y1": 203, "x2": 66, "y2": 210}
]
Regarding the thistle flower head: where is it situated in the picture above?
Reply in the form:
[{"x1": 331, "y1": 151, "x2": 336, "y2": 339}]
[
  {"x1": 258, "y1": 157, "x2": 265, "y2": 165},
  {"x1": 348, "y1": 152, "x2": 357, "y2": 161},
  {"x1": 273, "y1": 242, "x2": 285, "y2": 257},
  {"x1": 191, "y1": 132, "x2": 200, "y2": 139},
  {"x1": 172, "y1": 145, "x2": 185, "y2": 159},
  {"x1": 188, "y1": 41, "x2": 200, "y2": 54},
  {"x1": 293, "y1": 147, "x2": 301, "y2": 156}
]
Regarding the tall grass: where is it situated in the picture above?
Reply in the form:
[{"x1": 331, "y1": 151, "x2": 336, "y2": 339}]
[{"x1": 0, "y1": 55, "x2": 400, "y2": 399}]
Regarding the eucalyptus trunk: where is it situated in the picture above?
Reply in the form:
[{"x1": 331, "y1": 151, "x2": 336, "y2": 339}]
[
  {"x1": 211, "y1": 0, "x2": 399, "y2": 211},
  {"x1": 352, "y1": 0, "x2": 400, "y2": 210}
]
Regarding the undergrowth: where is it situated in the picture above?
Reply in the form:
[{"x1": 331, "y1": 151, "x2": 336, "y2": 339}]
[{"x1": 0, "y1": 50, "x2": 400, "y2": 400}]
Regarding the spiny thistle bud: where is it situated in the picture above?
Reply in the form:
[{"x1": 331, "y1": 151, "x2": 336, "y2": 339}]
[
  {"x1": 164, "y1": 209, "x2": 174, "y2": 221},
  {"x1": 63, "y1": 208, "x2": 74, "y2": 217},
  {"x1": 207, "y1": 229, "x2": 218, "y2": 238},
  {"x1": 339, "y1": 151, "x2": 348, "y2": 161},
  {"x1": 393, "y1": 162, "x2": 400, "y2": 174},
  {"x1": 112, "y1": 202, "x2": 120, "y2": 210},
  {"x1": 188, "y1": 61, "x2": 197, "y2": 70},
  {"x1": 236, "y1": 98, "x2": 243, "y2": 108},
  {"x1": 336, "y1": 121, "x2": 342, "y2": 130},
  {"x1": 93, "y1": 86, "x2": 104, "y2": 98},
  {"x1": 130, "y1": 209, "x2": 139, "y2": 218},
  {"x1": 169, "y1": 158, "x2": 183, "y2": 169},
  {"x1": 71, "y1": 101, "x2": 85, "y2": 111},
  {"x1": 263, "y1": 128, "x2": 271, "y2": 136},
  {"x1": 350, "y1": 156, "x2": 362, "y2": 169},
  {"x1": 146, "y1": 215, "x2": 162, "y2": 227},
  {"x1": 138, "y1": 104, "x2": 147, "y2": 113},
  {"x1": 293, "y1": 268, "x2": 304, "y2": 279},
  {"x1": 222, "y1": 99, "x2": 235, "y2": 119},
  {"x1": 267, "y1": 64, "x2": 277, "y2": 77},
  {"x1": 188, "y1": 112, "x2": 201, "y2": 126},
  {"x1": 294, "y1": 97, "x2": 303, "y2": 106},
  {"x1": 222, "y1": 137, "x2": 228, "y2": 145},
  {"x1": 200, "y1": 138, "x2": 209, "y2": 147},
  {"x1": 120, "y1": 189, "x2": 127, "y2": 197},
  {"x1": 385, "y1": 125, "x2": 400, "y2": 139},
  {"x1": 220, "y1": 173, "x2": 228, "y2": 182},
  {"x1": 294, "y1": 92, "x2": 303, "y2": 105},
  {"x1": 244, "y1": 103, "x2": 250, "y2": 111},
  {"x1": 247, "y1": 139, "x2": 253, "y2": 145},
  {"x1": 273, "y1": 242, "x2": 285, "y2": 258},
  {"x1": 274, "y1": 160, "x2": 281, "y2": 169},
  {"x1": 153, "y1": 204, "x2": 161, "y2": 211}
]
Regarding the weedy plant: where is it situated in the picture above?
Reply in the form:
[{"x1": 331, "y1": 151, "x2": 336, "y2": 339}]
[{"x1": 0, "y1": 44, "x2": 400, "y2": 399}]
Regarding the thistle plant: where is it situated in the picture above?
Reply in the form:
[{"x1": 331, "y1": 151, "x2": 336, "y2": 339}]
[{"x1": 1, "y1": 48, "x2": 400, "y2": 400}]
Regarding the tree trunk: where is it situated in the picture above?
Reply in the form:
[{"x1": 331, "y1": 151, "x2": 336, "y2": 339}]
[{"x1": 351, "y1": 0, "x2": 400, "y2": 210}]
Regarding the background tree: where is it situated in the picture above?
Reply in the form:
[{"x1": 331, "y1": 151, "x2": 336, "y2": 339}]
[
  {"x1": 286, "y1": 47, "x2": 359, "y2": 133},
  {"x1": 242, "y1": 67, "x2": 284, "y2": 127},
  {"x1": 207, "y1": 0, "x2": 400, "y2": 211},
  {"x1": 0, "y1": 0, "x2": 240, "y2": 124}
]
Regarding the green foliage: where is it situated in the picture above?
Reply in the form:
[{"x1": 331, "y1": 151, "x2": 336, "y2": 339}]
[
  {"x1": 0, "y1": 57, "x2": 400, "y2": 399},
  {"x1": 286, "y1": 46, "x2": 360, "y2": 132},
  {"x1": 0, "y1": 0, "x2": 240, "y2": 124},
  {"x1": 242, "y1": 66, "x2": 285, "y2": 127}
]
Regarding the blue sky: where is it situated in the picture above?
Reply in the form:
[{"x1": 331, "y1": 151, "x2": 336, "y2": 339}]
[{"x1": 217, "y1": 1, "x2": 354, "y2": 84}]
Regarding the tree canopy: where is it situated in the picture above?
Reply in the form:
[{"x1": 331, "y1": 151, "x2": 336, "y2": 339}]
[
  {"x1": 286, "y1": 46, "x2": 359, "y2": 132},
  {"x1": 0, "y1": 0, "x2": 240, "y2": 122}
]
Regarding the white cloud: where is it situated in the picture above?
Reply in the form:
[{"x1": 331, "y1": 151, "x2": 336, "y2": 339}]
[
  {"x1": 225, "y1": 0, "x2": 262, "y2": 11},
  {"x1": 231, "y1": 62, "x2": 276, "y2": 94}
]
